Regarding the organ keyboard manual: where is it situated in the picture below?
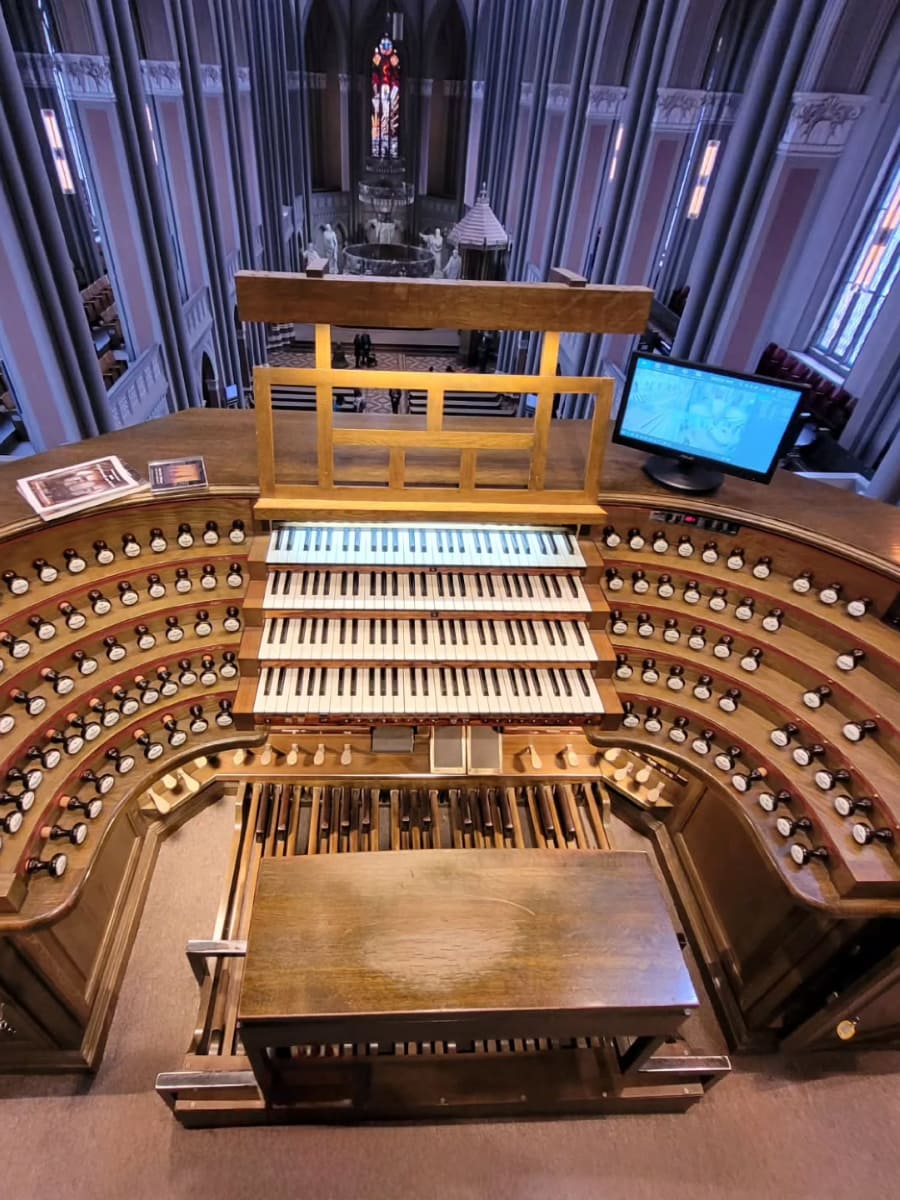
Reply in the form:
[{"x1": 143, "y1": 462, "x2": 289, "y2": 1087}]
[{"x1": 239, "y1": 521, "x2": 611, "y2": 729}]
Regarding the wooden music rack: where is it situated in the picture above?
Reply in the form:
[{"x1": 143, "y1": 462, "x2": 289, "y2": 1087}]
[{"x1": 236, "y1": 273, "x2": 652, "y2": 523}]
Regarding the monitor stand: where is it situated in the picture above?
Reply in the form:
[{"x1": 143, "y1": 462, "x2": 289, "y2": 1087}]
[{"x1": 642, "y1": 454, "x2": 723, "y2": 495}]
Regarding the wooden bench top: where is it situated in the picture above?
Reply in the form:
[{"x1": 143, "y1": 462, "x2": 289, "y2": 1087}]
[{"x1": 238, "y1": 849, "x2": 697, "y2": 1042}]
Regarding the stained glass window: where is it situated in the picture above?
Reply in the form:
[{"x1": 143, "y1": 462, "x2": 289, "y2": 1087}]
[
  {"x1": 370, "y1": 35, "x2": 400, "y2": 159},
  {"x1": 812, "y1": 157, "x2": 900, "y2": 372}
]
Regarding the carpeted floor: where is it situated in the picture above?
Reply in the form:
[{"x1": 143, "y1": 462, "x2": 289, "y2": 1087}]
[{"x1": 2, "y1": 795, "x2": 899, "y2": 1200}]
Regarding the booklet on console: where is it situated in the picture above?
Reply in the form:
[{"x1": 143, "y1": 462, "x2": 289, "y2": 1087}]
[
  {"x1": 147, "y1": 455, "x2": 209, "y2": 495},
  {"x1": 16, "y1": 454, "x2": 147, "y2": 521}
]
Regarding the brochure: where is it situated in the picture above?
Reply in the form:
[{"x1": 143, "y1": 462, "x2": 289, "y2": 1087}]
[{"x1": 17, "y1": 455, "x2": 146, "y2": 521}]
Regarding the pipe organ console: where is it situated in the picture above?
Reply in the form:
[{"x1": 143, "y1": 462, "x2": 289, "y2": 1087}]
[{"x1": 0, "y1": 274, "x2": 897, "y2": 1127}]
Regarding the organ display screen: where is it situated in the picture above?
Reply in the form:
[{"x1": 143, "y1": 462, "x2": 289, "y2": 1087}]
[{"x1": 614, "y1": 352, "x2": 805, "y2": 493}]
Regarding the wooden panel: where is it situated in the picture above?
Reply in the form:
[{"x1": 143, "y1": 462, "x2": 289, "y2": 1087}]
[
  {"x1": 236, "y1": 273, "x2": 652, "y2": 334},
  {"x1": 256, "y1": 354, "x2": 611, "y2": 513},
  {"x1": 330, "y1": 428, "x2": 535, "y2": 451},
  {"x1": 676, "y1": 793, "x2": 797, "y2": 986}
]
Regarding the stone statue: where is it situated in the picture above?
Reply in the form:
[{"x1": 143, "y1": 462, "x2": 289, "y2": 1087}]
[
  {"x1": 421, "y1": 227, "x2": 443, "y2": 256},
  {"x1": 420, "y1": 227, "x2": 444, "y2": 275},
  {"x1": 322, "y1": 223, "x2": 339, "y2": 274},
  {"x1": 304, "y1": 241, "x2": 326, "y2": 274},
  {"x1": 442, "y1": 246, "x2": 462, "y2": 280}
]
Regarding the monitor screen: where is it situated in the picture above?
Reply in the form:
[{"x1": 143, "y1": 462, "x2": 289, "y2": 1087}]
[{"x1": 613, "y1": 353, "x2": 805, "y2": 491}]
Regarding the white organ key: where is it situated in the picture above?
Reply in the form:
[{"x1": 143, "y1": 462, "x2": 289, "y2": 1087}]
[
  {"x1": 259, "y1": 570, "x2": 591, "y2": 614},
  {"x1": 258, "y1": 617, "x2": 597, "y2": 664},
  {"x1": 253, "y1": 665, "x2": 605, "y2": 720},
  {"x1": 268, "y1": 522, "x2": 585, "y2": 569}
]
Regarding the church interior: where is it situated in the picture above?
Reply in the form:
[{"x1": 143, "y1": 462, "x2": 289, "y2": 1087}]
[{"x1": 0, "y1": 1, "x2": 899, "y2": 1197}]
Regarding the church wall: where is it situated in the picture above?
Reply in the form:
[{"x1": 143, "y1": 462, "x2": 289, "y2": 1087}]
[
  {"x1": 562, "y1": 121, "x2": 612, "y2": 276},
  {"x1": 664, "y1": 0, "x2": 728, "y2": 90},
  {"x1": 203, "y1": 94, "x2": 239, "y2": 258},
  {"x1": 0, "y1": 184, "x2": 83, "y2": 450},
  {"x1": 503, "y1": 101, "x2": 531, "y2": 249},
  {"x1": 320, "y1": 76, "x2": 344, "y2": 193},
  {"x1": 239, "y1": 90, "x2": 262, "y2": 238},
  {"x1": 77, "y1": 104, "x2": 156, "y2": 354},
  {"x1": 619, "y1": 134, "x2": 684, "y2": 288},
  {"x1": 718, "y1": 163, "x2": 822, "y2": 372},
  {"x1": 427, "y1": 82, "x2": 447, "y2": 197},
  {"x1": 156, "y1": 97, "x2": 205, "y2": 297},
  {"x1": 527, "y1": 111, "x2": 563, "y2": 270}
]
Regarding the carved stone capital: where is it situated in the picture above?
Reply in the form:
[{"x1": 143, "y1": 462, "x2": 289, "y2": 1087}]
[
  {"x1": 15, "y1": 52, "x2": 54, "y2": 89},
  {"x1": 653, "y1": 89, "x2": 740, "y2": 131},
  {"x1": 200, "y1": 64, "x2": 223, "y2": 94},
  {"x1": 780, "y1": 92, "x2": 867, "y2": 156},
  {"x1": 59, "y1": 54, "x2": 114, "y2": 100},
  {"x1": 142, "y1": 59, "x2": 182, "y2": 97},
  {"x1": 546, "y1": 83, "x2": 570, "y2": 111},
  {"x1": 586, "y1": 85, "x2": 626, "y2": 120},
  {"x1": 20, "y1": 52, "x2": 246, "y2": 99}
]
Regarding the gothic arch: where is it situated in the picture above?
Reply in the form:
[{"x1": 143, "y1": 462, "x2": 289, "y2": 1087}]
[
  {"x1": 423, "y1": 0, "x2": 468, "y2": 79},
  {"x1": 199, "y1": 351, "x2": 218, "y2": 407},
  {"x1": 304, "y1": 0, "x2": 348, "y2": 73}
]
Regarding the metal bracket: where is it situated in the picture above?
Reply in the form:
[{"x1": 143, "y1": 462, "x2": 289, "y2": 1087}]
[{"x1": 185, "y1": 939, "x2": 247, "y2": 985}]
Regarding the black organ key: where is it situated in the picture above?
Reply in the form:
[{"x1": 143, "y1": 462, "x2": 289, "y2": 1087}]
[
  {"x1": 501, "y1": 790, "x2": 515, "y2": 835},
  {"x1": 537, "y1": 785, "x2": 557, "y2": 839},
  {"x1": 480, "y1": 790, "x2": 495, "y2": 832}
]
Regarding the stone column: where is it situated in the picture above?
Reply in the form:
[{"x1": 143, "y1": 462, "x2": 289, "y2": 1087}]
[
  {"x1": 94, "y1": 0, "x2": 194, "y2": 410},
  {"x1": 542, "y1": 2, "x2": 612, "y2": 276},
  {"x1": 0, "y1": 9, "x2": 110, "y2": 440},
  {"x1": 243, "y1": 0, "x2": 286, "y2": 270},
  {"x1": 506, "y1": 0, "x2": 565, "y2": 283},
  {"x1": 580, "y1": 0, "x2": 681, "y2": 376},
  {"x1": 475, "y1": 0, "x2": 529, "y2": 224},
  {"x1": 418, "y1": 78, "x2": 433, "y2": 197},
  {"x1": 671, "y1": 0, "x2": 821, "y2": 362},
  {"x1": 339, "y1": 72, "x2": 351, "y2": 193},
  {"x1": 463, "y1": 80, "x2": 484, "y2": 206},
  {"x1": 169, "y1": 0, "x2": 242, "y2": 395},
  {"x1": 213, "y1": 0, "x2": 266, "y2": 367}
]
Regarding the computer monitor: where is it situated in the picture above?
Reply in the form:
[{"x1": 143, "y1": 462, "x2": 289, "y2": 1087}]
[{"x1": 612, "y1": 352, "x2": 806, "y2": 494}]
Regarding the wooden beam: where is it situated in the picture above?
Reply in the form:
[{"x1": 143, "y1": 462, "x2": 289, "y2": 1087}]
[
  {"x1": 529, "y1": 331, "x2": 560, "y2": 491},
  {"x1": 256, "y1": 366, "x2": 608, "y2": 395},
  {"x1": 549, "y1": 267, "x2": 587, "y2": 287},
  {"x1": 236, "y1": 272, "x2": 652, "y2": 333},
  {"x1": 253, "y1": 367, "x2": 275, "y2": 495},
  {"x1": 314, "y1": 325, "x2": 333, "y2": 487},
  {"x1": 331, "y1": 428, "x2": 534, "y2": 451}
]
